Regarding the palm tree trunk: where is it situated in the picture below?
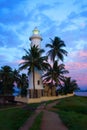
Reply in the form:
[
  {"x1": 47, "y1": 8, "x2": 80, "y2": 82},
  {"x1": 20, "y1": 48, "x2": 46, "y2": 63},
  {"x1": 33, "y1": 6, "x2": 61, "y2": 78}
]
[
  {"x1": 51, "y1": 80, "x2": 54, "y2": 96},
  {"x1": 32, "y1": 67, "x2": 36, "y2": 98}
]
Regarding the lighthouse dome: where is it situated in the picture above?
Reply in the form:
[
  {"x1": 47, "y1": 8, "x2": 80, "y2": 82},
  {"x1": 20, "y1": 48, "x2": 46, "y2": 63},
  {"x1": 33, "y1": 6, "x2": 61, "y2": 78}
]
[
  {"x1": 33, "y1": 27, "x2": 40, "y2": 35},
  {"x1": 29, "y1": 27, "x2": 42, "y2": 48}
]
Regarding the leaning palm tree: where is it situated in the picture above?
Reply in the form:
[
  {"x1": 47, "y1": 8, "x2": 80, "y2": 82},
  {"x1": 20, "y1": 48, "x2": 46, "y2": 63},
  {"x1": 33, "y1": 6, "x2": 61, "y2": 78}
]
[
  {"x1": 46, "y1": 37, "x2": 68, "y2": 63},
  {"x1": 19, "y1": 45, "x2": 49, "y2": 97},
  {"x1": 42, "y1": 60, "x2": 69, "y2": 95}
]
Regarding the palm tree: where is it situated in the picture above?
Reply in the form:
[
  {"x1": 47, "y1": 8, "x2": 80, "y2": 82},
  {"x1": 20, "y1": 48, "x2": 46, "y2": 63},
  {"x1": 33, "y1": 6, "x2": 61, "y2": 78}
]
[
  {"x1": 19, "y1": 45, "x2": 49, "y2": 97},
  {"x1": 63, "y1": 77, "x2": 79, "y2": 94},
  {"x1": 0, "y1": 65, "x2": 13, "y2": 95},
  {"x1": 12, "y1": 69, "x2": 20, "y2": 83},
  {"x1": 19, "y1": 73, "x2": 28, "y2": 97},
  {"x1": 42, "y1": 60, "x2": 69, "y2": 95},
  {"x1": 46, "y1": 37, "x2": 68, "y2": 63}
]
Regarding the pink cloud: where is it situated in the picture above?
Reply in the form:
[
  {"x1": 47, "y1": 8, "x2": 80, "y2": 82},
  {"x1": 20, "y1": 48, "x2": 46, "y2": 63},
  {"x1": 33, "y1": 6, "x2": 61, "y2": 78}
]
[
  {"x1": 75, "y1": 74, "x2": 87, "y2": 87},
  {"x1": 69, "y1": 51, "x2": 87, "y2": 61},
  {"x1": 78, "y1": 51, "x2": 87, "y2": 57},
  {"x1": 66, "y1": 62, "x2": 87, "y2": 70},
  {"x1": 16, "y1": 60, "x2": 25, "y2": 64},
  {"x1": 66, "y1": 61, "x2": 87, "y2": 88},
  {"x1": 66, "y1": 71, "x2": 87, "y2": 88},
  {"x1": 5, "y1": 60, "x2": 25, "y2": 68}
]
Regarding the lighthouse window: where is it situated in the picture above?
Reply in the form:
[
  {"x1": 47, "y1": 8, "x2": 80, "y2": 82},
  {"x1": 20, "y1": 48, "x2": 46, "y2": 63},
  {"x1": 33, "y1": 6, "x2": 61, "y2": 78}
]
[{"x1": 37, "y1": 80, "x2": 40, "y2": 85}]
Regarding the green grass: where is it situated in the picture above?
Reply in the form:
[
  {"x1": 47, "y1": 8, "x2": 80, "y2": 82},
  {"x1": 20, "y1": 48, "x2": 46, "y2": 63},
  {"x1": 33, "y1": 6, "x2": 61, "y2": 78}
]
[
  {"x1": 29, "y1": 111, "x2": 43, "y2": 130},
  {"x1": 0, "y1": 103, "x2": 40, "y2": 130},
  {"x1": 54, "y1": 96, "x2": 87, "y2": 130}
]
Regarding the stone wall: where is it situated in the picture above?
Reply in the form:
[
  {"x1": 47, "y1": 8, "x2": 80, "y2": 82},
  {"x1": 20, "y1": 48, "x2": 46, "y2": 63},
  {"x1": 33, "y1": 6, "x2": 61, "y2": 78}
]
[
  {"x1": 44, "y1": 85, "x2": 56, "y2": 96},
  {"x1": 15, "y1": 93, "x2": 74, "y2": 104},
  {"x1": 29, "y1": 89, "x2": 44, "y2": 98}
]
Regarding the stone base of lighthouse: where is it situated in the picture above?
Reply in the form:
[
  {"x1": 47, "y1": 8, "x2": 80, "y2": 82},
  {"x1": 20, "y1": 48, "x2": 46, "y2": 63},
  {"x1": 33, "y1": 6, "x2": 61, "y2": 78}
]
[{"x1": 28, "y1": 89, "x2": 44, "y2": 98}]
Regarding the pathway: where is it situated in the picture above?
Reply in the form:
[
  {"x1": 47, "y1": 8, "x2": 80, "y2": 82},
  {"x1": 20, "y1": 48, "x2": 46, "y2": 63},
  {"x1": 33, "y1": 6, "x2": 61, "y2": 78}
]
[
  {"x1": 41, "y1": 110, "x2": 68, "y2": 130},
  {"x1": 18, "y1": 104, "x2": 44, "y2": 130},
  {"x1": 19, "y1": 101, "x2": 68, "y2": 130},
  {"x1": 41, "y1": 101, "x2": 68, "y2": 130}
]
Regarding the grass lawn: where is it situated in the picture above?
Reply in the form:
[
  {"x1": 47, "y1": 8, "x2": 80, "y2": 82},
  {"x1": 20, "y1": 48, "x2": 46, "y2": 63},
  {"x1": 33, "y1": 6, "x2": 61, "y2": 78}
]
[
  {"x1": 54, "y1": 96, "x2": 87, "y2": 130},
  {"x1": 0, "y1": 103, "x2": 40, "y2": 130}
]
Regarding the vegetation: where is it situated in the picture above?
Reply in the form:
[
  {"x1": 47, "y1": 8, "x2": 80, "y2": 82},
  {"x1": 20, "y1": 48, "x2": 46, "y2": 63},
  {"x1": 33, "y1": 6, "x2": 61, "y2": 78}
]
[
  {"x1": 63, "y1": 77, "x2": 79, "y2": 94},
  {"x1": 42, "y1": 36, "x2": 78, "y2": 93},
  {"x1": 29, "y1": 112, "x2": 43, "y2": 130},
  {"x1": 57, "y1": 77, "x2": 79, "y2": 95},
  {"x1": 42, "y1": 61, "x2": 69, "y2": 85},
  {"x1": 0, "y1": 66, "x2": 28, "y2": 96},
  {"x1": 0, "y1": 36, "x2": 79, "y2": 97},
  {"x1": 46, "y1": 37, "x2": 68, "y2": 62},
  {"x1": 0, "y1": 66, "x2": 13, "y2": 95},
  {"x1": 0, "y1": 103, "x2": 40, "y2": 130},
  {"x1": 19, "y1": 45, "x2": 49, "y2": 97},
  {"x1": 42, "y1": 60, "x2": 69, "y2": 95},
  {"x1": 0, "y1": 108, "x2": 32, "y2": 130},
  {"x1": 19, "y1": 73, "x2": 28, "y2": 97},
  {"x1": 54, "y1": 96, "x2": 87, "y2": 130}
]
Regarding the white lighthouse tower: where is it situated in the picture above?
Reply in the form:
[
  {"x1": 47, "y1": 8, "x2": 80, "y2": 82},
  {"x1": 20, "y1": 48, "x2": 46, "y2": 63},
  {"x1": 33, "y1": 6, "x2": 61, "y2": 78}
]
[{"x1": 28, "y1": 27, "x2": 44, "y2": 98}]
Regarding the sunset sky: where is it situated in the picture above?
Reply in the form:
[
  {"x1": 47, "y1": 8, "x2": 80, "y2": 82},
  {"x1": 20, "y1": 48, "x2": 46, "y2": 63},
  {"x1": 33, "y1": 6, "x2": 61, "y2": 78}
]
[{"x1": 0, "y1": 0, "x2": 87, "y2": 89}]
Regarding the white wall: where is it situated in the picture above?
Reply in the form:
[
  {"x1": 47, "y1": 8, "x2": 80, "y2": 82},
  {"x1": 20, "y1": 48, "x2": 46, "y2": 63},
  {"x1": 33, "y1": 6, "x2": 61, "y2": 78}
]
[{"x1": 29, "y1": 70, "x2": 43, "y2": 90}]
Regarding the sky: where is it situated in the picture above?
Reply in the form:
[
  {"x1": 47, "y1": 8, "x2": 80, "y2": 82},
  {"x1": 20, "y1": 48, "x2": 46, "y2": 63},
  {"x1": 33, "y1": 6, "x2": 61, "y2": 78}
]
[{"x1": 0, "y1": 0, "x2": 87, "y2": 89}]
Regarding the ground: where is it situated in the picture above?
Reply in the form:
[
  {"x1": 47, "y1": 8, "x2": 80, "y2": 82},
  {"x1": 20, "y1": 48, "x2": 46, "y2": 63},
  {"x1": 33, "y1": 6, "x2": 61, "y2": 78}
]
[{"x1": 19, "y1": 100, "x2": 68, "y2": 130}]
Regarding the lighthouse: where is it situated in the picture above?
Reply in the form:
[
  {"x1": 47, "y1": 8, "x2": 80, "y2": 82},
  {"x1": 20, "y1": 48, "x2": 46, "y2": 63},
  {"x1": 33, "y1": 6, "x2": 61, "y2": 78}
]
[
  {"x1": 29, "y1": 27, "x2": 42, "y2": 48},
  {"x1": 28, "y1": 27, "x2": 44, "y2": 98}
]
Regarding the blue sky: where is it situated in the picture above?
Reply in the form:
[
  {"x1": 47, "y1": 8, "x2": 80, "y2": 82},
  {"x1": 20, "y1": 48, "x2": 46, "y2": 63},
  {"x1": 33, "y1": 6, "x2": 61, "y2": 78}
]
[{"x1": 0, "y1": 0, "x2": 87, "y2": 89}]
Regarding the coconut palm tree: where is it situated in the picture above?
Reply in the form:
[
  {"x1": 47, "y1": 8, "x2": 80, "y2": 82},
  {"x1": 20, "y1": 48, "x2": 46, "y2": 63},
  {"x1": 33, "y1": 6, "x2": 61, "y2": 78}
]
[
  {"x1": 42, "y1": 60, "x2": 69, "y2": 95},
  {"x1": 46, "y1": 37, "x2": 68, "y2": 63},
  {"x1": 19, "y1": 45, "x2": 49, "y2": 97},
  {"x1": 0, "y1": 65, "x2": 13, "y2": 95},
  {"x1": 19, "y1": 73, "x2": 28, "y2": 97},
  {"x1": 12, "y1": 69, "x2": 20, "y2": 83},
  {"x1": 62, "y1": 77, "x2": 79, "y2": 94}
]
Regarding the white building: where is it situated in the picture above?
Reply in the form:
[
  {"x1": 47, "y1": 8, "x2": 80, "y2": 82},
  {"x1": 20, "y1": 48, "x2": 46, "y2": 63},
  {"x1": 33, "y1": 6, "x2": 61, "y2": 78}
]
[{"x1": 27, "y1": 27, "x2": 44, "y2": 98}]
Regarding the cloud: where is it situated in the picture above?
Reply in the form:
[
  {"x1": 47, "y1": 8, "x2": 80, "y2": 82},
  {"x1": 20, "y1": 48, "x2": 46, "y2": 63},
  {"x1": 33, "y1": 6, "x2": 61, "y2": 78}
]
[
  {"x1": 66, "y1": 61, "x2": 87, "y2": 88},
  {"x1": 0, "y1": 45, "x2": 25, "y2": 68},
  {"x1": 73, "y1": 0, "x2": 86, "y2": 6},
  {"x1": 81, "y1": 4, "x2": 87, "y2": 9},
  {"x1": 78, "y1": 51, "x2": 87, "y2": 57},
  {"x1": 65, "y1": 49, "x2": 87, "y2": 88},
  {"x1": 75, "y1": 40, "x2": 87, "y2": 50},
  {"x1": 80, "y1": 10, "x2": 87, "y2": 17},
  {"x1": 66, "y1": 48, "x2": 87, "y2": 66},
  {"x1": 61, "y1": 16, "x2": 87, "y2": 32},
  {"x1": 66, "y1": 62, "x2": 87, "y2": 70},
  {"x1": 68, "y1": 12, "x2": 78, "y2": 19},
  {"x1": 0, "y1": 0, "x2": 87, "y2": 88}
]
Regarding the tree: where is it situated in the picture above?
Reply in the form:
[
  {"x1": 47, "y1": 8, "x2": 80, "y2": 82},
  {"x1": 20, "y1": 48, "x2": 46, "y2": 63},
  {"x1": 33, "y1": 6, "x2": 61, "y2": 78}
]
[
  {"x1": 12, "y1": 70, "x2": 28, "y2": 96},
  {"x1": 46, "y1": 37, "x2": 68, "y2": 63},
  {"x1": 0, "y1": 65, "x2": 13, "y2": 95},
  {"x1": 62, "y1": 77, "x2": 79, "y2": 94},
  {"x1": 19, "y1": 73, "x2": 28, "y2": 97},
  {"x1": 42, "y1": 60, "x2": 69, "y2": 95},
  {"x1": 12, "y1": 69, "x2": 21, "y2": 83},
  {"x1": 19, "y1": 45, "x2": 49, "y2": 97}
]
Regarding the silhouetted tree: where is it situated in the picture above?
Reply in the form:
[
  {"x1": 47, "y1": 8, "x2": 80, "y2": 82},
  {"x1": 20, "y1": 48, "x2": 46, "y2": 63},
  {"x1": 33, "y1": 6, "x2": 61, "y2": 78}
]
[
  {"x1": 0, "y1": 65, "x2": 13, "y2": 95},
  {"x1": 62, "y1": 77, "x2": 79, "y2": 94},
  {"x1": 19, "y1": 45, "x2": 49, "y2": 97},
  {"x1": 46, "y1": 37, "x2": 68, "y2": 63},
  {"x1": 42, "y1": 60, "x2": 69, "y2": 95}
]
